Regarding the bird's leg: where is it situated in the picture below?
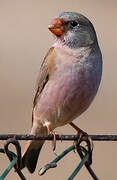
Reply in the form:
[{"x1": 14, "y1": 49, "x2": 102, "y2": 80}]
[
  {"x1": 69, "y1": 122, "x2": 89, "y2": 139},
  {"x1": 46, "y1": 124, "x2": 57, "y2": 156},
  {"x1": 69, "y1": 122, "x2": 93, "y2": 165}
]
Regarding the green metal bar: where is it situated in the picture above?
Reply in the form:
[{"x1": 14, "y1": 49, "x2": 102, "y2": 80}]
[
  {"x1": 51, "y1": 145, "x2": 75, "y2": 163},
  {"x1": 0, "y1": 157, "x2": 17, "y2": 180},
  {"x1": 39, "y1": 145, "x2": 75, "y2": 175},
  {"x1": 85, "y1": 165, "x2": 99, "y2": 180},
  {"x1": 67, "y1": 152, "x2": 89, "y2": 180},
  {"x1": 78, "y1": 149, "x2": 99, "y2": 180},
  {"x1": 0, "y1": 149, "x2": 5, "y2": 153}
]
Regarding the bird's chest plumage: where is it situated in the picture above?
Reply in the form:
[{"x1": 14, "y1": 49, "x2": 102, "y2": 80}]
[
  {"x1": 51, "y1": 48, "x2": 100, "y2": 107},
  {"x1": 35, "y1": 48, "x2": 102, "y2": 129}
]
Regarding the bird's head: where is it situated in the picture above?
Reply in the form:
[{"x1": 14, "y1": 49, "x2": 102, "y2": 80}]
[{"x1": 48, "y1": 12, "x2": 98, "y2": 49}]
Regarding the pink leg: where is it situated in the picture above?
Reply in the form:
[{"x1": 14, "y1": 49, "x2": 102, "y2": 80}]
[
  {"x1": 69, "y1": 122, "x2": 93, "y2": 165},
  {"x1": 46, "y1": 124, "x2": 57, "y2": 154}
]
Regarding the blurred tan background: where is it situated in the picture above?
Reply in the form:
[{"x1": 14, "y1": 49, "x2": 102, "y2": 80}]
[{"x1": 0, "y1": 0, "x2": 117, "y2": 179}]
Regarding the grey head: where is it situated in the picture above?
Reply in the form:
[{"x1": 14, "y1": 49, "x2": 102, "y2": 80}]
[{"x1": 49, "y1": 12, "x2": 99, "y2": 49}]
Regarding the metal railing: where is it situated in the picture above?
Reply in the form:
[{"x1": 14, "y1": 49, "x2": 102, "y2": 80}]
[{"x1": 0, "y1": 134, "x2": 117, "y2": 180}]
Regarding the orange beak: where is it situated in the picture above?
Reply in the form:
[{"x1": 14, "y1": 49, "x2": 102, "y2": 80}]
[{"x1": 48, "y1": 18, "x2": 64, "y2": 36}]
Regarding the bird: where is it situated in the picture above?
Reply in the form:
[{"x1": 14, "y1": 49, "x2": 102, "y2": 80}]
[{"x1": 21, "y1": 12, "x2": 102, "y2": 173}]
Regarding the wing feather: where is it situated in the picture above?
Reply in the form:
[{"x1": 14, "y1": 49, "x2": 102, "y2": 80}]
[{"x1": 32, "y1": 47, "x2": 55, "y2": 122}]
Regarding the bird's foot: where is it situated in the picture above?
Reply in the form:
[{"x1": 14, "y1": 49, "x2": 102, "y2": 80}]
[
  {"x1": 76, "y1": 129, "x2": 93, "y2": 165},
  {"x1": 46, "y1": 124, "x2": 58, "y2": 156},
  {"x1": 69, "y1": 122, "x2": 93, "y2": 165},
  {"x1": 49, "y1": 131, "x2": 58, "y2": 156}
]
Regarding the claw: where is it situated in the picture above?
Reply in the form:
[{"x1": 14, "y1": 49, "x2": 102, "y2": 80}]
[
  {"x1": 69, "y1": 122, "x2": 93, "y2": 165},
  {"x1": 51, "y1": 132, "x2": 57, "y2": 156},
  {"x1": 50, "y1": 133, "x2": 57, "y2": 155},
  {"x1": 78, "y1": 133, "x2": 93, "y2": 165},
  {"x1": 46, "y1": 123, "x2": 57, "y2": 155}
]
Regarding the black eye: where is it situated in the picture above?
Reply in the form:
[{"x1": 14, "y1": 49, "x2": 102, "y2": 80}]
[{"x1": 71, "y1": 21, "x2": 78, "y2": 27}]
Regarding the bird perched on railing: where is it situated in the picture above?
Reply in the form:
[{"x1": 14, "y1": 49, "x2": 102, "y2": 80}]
[{"x1": 21, "y1": 12, "x2": 102, "y2": 173}]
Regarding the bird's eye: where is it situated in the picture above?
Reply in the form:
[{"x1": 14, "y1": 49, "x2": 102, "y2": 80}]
[{"x1": 71, "y1": 21, "x2": 78, "y2": 27}]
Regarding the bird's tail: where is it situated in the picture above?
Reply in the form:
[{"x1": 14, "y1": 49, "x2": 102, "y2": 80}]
[
  {"x1": 20, "y1": 124, "x2": 48, "y2": 173},
  {"x1": 21, "y1": 139, "x2": 44, "y2": 173}
]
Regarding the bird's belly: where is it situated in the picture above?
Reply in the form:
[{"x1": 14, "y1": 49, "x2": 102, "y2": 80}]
[{"x1": 35, "y1": 64, "x2": 100, "y2": 129}]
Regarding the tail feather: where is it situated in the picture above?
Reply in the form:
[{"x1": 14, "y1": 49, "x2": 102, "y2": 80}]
[{"x1": 21, "y1": 140, "x2": 44, "y2": 173}]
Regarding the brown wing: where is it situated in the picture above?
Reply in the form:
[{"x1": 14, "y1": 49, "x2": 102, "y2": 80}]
[{"x1": 32, "y1": 47, "x2": 55, "y2": 122}]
